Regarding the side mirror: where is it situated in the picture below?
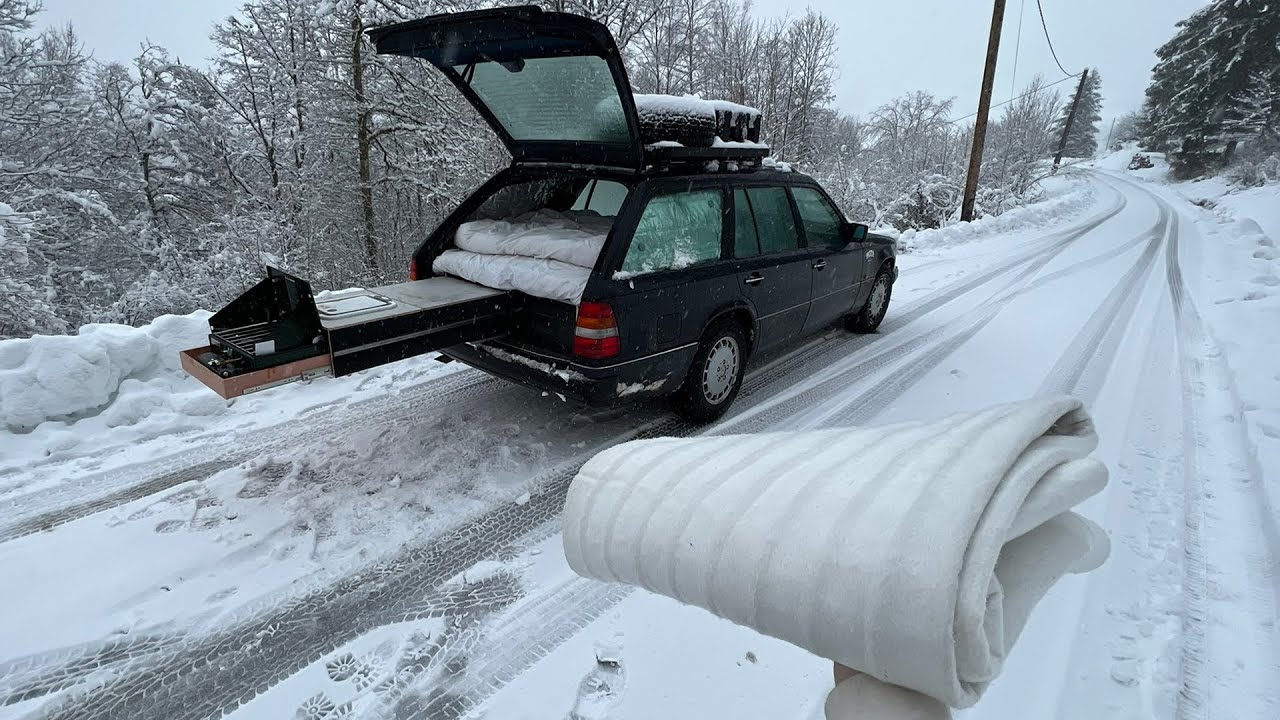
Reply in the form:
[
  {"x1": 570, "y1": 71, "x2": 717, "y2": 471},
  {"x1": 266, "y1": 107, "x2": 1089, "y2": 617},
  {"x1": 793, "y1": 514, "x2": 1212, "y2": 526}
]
[{"x1": 845, "y1": 222, "x2": 869, "y2": 243}]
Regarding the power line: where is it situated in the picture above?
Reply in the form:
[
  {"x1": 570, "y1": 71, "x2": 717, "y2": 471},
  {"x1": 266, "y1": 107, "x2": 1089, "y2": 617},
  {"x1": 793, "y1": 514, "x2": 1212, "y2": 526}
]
[
  {"x1": 1010, "y1": 0, "x2": 1027, "y2": 98},
  {"x1": 1035, "y1": 0, "x2": 1072, "y2": 76},
  {"x1": 947, "y1": 71, "x2": 1082, "y2": 125}
]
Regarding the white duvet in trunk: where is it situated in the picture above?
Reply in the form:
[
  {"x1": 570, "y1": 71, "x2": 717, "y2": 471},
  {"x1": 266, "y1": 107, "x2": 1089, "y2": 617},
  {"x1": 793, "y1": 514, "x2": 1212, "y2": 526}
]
[
  {"x1": 432, "y1": 250, "x2": 592, "y2": 306},
  {"x1": 454, "y1": 209, "x2": 612, "y2": 269},
  {"x1": 434, "y1": 209, "x2": 613, "y2": 305}
]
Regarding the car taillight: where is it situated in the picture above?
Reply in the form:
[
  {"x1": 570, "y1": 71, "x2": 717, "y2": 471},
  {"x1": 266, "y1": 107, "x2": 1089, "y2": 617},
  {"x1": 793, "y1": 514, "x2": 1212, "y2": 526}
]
[
  {"x1": 573, "y1": 302, "x2": 620, "y2": 359},
  {"x1": 409, "y1": 256, "x2": 419, "y2": 281}
]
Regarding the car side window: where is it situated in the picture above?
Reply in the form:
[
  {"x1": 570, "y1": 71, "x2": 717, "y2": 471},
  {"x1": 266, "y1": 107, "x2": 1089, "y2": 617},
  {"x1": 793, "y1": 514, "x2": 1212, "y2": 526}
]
[
  {"x1": 746, "y1": 187, "x2": 800, "y2": 254},
  {"x1": 621, "y1": 189, "x2": 724, "y2": 274},
  {"x1": 571, "y1": 179, "x2": 629, "y2": 217},
  {"x1": 733, "y1": 189, "x2": 761, "y2": 258},
  {"x1": 792, "y1": 187, "x2": 845, "y2": 249}
]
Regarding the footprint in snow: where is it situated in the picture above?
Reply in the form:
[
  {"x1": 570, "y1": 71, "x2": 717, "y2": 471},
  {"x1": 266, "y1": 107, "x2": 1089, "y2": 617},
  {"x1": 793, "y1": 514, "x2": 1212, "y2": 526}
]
[{"x1": 566, "y1": 655, "x2": 627, "y2": 720}]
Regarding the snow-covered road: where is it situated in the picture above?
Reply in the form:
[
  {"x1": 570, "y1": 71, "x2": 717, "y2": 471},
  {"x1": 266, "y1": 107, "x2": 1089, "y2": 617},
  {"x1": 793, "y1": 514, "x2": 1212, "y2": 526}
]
[{"x1": 1, "y1": 169, "x2": 1276, "y2": 720}]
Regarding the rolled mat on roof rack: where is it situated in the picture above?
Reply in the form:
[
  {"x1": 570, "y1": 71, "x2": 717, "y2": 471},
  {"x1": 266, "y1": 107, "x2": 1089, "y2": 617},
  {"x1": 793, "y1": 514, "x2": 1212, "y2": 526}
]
[{"x1": 632, "y1": 93, "x2": 763, "y2": 147}]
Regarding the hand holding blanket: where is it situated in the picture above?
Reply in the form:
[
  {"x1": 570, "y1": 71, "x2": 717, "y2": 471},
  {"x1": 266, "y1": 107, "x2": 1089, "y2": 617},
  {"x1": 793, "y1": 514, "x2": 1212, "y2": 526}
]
[{"x1": 561, "y1": 395, "x2": 1110, "y2": 710}]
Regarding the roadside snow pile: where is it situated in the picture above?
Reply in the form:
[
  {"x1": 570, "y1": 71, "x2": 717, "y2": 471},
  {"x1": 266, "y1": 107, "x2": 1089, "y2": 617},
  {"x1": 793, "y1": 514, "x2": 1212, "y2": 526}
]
[
  {"x1": 1165, "y1": 175, "x2": 1280, "y2": 521},
  {"x1": 0, "y1": 312, "x2": 217, "y2": 432},
  {"x1": 1179, "y1": 176, "x2": 1280, "y2": 244},
  {"x1": 897, "y1": 178, "x2": 1096, "y2": 254}
]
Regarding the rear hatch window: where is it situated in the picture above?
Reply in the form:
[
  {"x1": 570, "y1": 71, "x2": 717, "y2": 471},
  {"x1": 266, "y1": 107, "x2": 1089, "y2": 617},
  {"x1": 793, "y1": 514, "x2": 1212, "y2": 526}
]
[
  {"x1": 368, "y1": 7, "x2": 643, "y2": 168},
  {"x1": 458, "y1": 57, "x2": 630, "y2": 145}
]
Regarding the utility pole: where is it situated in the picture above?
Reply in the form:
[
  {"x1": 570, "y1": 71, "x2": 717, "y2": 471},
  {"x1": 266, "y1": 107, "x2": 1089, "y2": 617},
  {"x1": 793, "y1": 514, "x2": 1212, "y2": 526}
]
[
  {"x1": 1103, "y1": 116, "x2": 1116, "y2": 153},
  {"x1": 1052, "y1": 69, "x2": 1090, "y2": 171},
  {"x1": 960, "y1": 0, "x2": 1008, "y2": 222}
]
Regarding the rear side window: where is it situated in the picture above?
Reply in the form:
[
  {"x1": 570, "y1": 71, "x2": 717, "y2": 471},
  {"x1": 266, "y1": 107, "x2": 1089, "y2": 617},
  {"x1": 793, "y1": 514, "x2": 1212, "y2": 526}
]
[
  {"x1": 793, "y1": 187, "x2": 844, "y2": 248},
  {"x1": 571, "y1": 179, "x2": 629, "y2": 217},
  {"x1": 746, "y1": 187, "x2": 800, "y2": 254},
  {"x1": 733, "y1": 189, "x2": 761, "y2": 258},
  {"x1": 621, "y1": 190, "x2": 723, "y2": 274}
]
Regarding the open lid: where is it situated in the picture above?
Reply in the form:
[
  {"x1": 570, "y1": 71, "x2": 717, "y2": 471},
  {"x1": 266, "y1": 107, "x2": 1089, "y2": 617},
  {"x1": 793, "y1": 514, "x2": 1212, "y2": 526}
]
[{"x1": 368, "y1": 5, "x2": 643, "y2": 169}]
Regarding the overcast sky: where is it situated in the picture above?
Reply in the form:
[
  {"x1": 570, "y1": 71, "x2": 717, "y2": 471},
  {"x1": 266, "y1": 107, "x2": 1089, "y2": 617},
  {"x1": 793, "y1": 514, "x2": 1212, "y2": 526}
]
[{"x1": 39, "y1": 0, "x2": 1205, "y2": 126}]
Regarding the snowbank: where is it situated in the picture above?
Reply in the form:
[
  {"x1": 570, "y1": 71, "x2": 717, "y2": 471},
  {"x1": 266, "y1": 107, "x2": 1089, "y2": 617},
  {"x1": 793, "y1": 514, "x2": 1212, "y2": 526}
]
[
  {"x1": 896, "y1": 179, "x2": 1096, "y2": 254},
  {"x1": 1160, "y1": 173, "x2": 1280, "y2": 531},
  {"x1": 0, "y1": 312, "x2": 215, "y2": 432}
]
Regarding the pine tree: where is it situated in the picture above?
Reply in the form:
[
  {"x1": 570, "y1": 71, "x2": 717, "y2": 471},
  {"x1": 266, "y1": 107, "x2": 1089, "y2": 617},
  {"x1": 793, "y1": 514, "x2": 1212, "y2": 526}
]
[
  {"x1": 1219, "y1": 70, "x2": 1276, "y2": 162},
  {"x1": 1051, "y1": 69, "x2": 1102, "y2": 158},
  {"x1": 1142, "y1": 0, "x2": 1280, "y2": 175}
]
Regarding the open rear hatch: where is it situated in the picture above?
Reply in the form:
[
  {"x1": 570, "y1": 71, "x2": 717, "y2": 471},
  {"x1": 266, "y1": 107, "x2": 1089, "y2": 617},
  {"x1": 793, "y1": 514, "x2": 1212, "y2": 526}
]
[
  {"x1": 368, "y1": 5, "x2": 646, "y2": 169},
  {"x1": 182, "y1": 268, "x2": 518, "y2": 398}
]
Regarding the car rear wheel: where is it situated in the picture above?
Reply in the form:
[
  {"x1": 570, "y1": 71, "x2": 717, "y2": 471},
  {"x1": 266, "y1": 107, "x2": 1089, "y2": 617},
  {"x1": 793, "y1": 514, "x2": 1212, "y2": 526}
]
[
  {"x1": 671, "y1": 320, "x2": 748, "y2": 423},
  {"x1": 847, "y1": 269, "x2": 892, "y2": 333}
]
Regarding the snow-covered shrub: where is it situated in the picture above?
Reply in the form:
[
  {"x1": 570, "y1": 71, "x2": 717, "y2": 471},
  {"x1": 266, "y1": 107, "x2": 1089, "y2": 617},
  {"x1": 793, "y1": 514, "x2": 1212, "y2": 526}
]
[{"x1": 884, "y1": 175, "x2": 962, "y2": 231}]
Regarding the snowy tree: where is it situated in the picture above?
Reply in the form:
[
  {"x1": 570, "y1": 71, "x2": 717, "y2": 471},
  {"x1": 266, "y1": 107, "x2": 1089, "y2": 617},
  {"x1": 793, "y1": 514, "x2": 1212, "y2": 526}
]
[
  {"x1": 1218, "y1": 71, "x2": 1277, "y2": 162},
  {"x1": 1050, "y1": 69, "x2": 1101, "y2": 158},
  {"x1": 1142, "y1": 0, "x2": 1280, "y2": 176},
  {"x1": 1108, "y1": 110, "x2": 1143, "y2": 150},
  {"x1": 0, "y1": 0, "x2": 101, "y2": 336},
  {"x1": 990, "y1": 75, "x2": 1061, "y2": 194}
]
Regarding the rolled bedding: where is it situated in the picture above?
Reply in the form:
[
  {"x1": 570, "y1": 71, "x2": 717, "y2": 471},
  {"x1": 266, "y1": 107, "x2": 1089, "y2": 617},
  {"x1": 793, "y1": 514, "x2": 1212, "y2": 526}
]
[
  {"x1": 432, "y1": 249, "x2": 591, "y2": 306},
  {"x1": 562, "y1": 395, "x2": 1110, "y2": 708},
  {"x1": 454, "y1": 209, "x2": 611, "y2": 269}
]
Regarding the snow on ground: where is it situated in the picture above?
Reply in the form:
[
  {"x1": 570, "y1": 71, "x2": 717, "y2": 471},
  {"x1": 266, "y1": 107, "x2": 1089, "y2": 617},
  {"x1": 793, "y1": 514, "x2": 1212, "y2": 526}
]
[
  {"x1": 895, "y1": 174, "x2": 1096, "y2": 254},
  {"x1": 1, "y1": 165, "x2": 1277, "y2": 720},
  {"x1": 1088, "y1": 147, "x2": 1280, "y2": 537},
  {"x1": 0, "y1": 313, "x2": 466, "y2": 481}
]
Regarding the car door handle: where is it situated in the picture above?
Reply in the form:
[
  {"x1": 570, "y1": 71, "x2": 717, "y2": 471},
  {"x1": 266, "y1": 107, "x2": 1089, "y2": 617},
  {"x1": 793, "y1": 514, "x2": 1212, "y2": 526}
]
[
  {"x1": 744, "y1": 273, "x2": 764, "y2": 286},
  {"x1": 812, "y1": 259, "x2": 827, "y2": 270}
]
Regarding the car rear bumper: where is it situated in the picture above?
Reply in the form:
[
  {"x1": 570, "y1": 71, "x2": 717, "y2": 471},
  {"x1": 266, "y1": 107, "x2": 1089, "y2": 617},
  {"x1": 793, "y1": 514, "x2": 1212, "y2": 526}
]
[{"x1": 441, "y1": 342, "x2": 695, "y2": 405}]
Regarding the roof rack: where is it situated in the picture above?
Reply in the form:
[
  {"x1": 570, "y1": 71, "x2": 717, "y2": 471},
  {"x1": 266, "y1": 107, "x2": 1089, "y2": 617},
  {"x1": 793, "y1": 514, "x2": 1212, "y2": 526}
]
[{"x1": 643, "y1": 144, "x2": 770, "y2": 173}]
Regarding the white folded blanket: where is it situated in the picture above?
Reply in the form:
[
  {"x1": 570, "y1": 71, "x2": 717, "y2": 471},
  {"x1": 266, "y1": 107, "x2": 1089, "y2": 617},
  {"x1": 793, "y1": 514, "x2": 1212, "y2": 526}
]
[
  {"x1": 432, "y1": 249, "x2": 591, "y2": 306},
  {"x1": 562, "y1": 395, "x2": 1109, "y2": 708},
  {"x1": 454, "y1": 209, "x2": 611, "y2": 269}
]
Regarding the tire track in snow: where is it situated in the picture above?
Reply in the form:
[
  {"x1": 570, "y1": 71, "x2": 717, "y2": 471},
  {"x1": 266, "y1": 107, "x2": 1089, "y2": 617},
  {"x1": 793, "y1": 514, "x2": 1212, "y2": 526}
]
[
  {"x1": 1162, "y1": 203, "x2": 1280, "y2": 720},
  {"x1": 726, "y1": 185, "x2": 1129, "y2": 432},
  {"x1": 7, "y1": 179, "x2": 1131, "y2": 719},
  {"x1": 1037, "y1": 199, "x2": 1170, "y2": 400},
  {"x1": 806, "y1": 191, "x2": 1145, "y2": 429},
  {"x1": 395, "y1": 580, "x2": 631, "y2": 720}
]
